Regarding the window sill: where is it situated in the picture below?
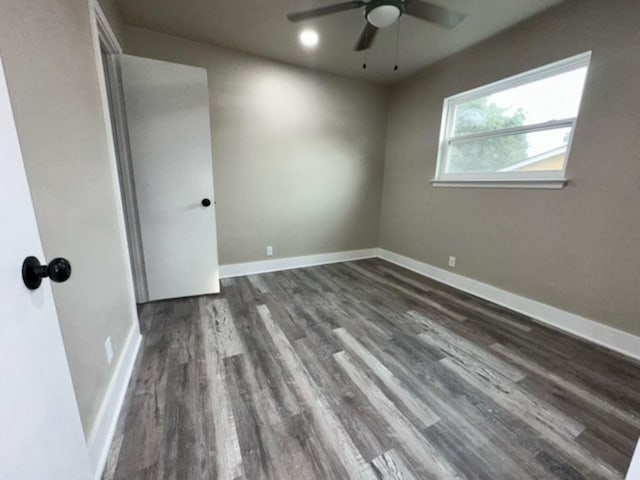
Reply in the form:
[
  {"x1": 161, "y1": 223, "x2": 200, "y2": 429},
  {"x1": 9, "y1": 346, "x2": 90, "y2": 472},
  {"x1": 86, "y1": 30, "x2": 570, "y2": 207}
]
[{"x1": 430, "y1": 178, "x2": 568, "y2": 189}]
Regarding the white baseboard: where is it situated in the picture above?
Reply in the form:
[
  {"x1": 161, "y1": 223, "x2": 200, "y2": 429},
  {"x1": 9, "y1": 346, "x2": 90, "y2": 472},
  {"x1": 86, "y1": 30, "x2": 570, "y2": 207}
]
[
  {"x1": 219, "y1": 248, "x2": 379, "y2": 279},
  {"x1": 379, "y1": 248, "x2": 640, "y2": 362},
  {"x1": 87, "y1": 322, "x2": 142, "y2": 480}
]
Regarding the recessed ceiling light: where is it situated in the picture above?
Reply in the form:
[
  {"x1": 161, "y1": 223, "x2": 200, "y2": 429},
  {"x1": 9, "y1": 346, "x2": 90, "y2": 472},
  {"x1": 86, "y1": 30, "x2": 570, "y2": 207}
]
[{"x1": 299, "y1": 29, "x2": 319, "y2": 48}]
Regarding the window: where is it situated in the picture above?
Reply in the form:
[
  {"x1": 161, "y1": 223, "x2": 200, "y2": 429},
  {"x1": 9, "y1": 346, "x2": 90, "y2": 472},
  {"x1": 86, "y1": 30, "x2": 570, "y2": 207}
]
[{"x1": 433, "y1": 52, "x2": 591, "y2": 189}]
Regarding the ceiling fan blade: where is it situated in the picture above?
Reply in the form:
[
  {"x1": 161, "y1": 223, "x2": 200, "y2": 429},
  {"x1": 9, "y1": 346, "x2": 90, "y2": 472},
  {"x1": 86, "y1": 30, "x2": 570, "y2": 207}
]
[
  {"x1": 353, "y1": 22, "x2": 379, "y2": 51},
  {"x1": 287, "y1": 1, "x2": 363, "y2": 23},
  {"x1": 405, "y1": 0, "x2": 466, "y2": 29}
]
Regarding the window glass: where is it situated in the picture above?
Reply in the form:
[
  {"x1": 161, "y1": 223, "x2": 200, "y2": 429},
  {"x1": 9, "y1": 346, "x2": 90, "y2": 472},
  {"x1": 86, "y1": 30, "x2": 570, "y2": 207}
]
[
  {"x1": 447, "y1": 127, "x2": 572, "y2": 173},
  {"x1": 452, "y1": 68, "x2": 588, "y2": 137}
]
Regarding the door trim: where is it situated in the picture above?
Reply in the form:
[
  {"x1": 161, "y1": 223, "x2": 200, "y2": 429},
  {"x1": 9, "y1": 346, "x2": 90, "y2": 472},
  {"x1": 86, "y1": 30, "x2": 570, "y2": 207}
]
[
  {"x1": 90, "y1": 0, "x2": 149, "y2": 303},
  {"x1": 87, "y1": 3, "x2": 145, "y2": 478}
]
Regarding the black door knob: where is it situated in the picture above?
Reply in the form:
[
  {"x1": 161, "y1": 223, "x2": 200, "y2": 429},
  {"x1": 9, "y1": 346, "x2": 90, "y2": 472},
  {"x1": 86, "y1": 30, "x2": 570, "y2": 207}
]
[
  {"x1": 201, "y1": 198, "x2": 211, "y2": 207},
  {"x1": 22, "y1": 256, "x2": 72, "y2": 290}
]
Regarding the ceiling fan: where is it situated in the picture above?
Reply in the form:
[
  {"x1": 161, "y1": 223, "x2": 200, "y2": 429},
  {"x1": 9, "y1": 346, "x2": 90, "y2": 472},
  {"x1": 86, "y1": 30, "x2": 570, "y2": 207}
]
[{"x1": 286, "y1": 0, "x2": 467, "y2": 51}]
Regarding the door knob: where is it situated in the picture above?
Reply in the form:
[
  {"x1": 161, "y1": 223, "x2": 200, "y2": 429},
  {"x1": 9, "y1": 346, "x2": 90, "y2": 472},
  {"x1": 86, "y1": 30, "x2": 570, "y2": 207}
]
[
  {"x1": 22, "y1": 256, "x2": 72, "y2": 290},
  {"x1": 201, "y1": 198, "x2": 211, "y2": 207}
]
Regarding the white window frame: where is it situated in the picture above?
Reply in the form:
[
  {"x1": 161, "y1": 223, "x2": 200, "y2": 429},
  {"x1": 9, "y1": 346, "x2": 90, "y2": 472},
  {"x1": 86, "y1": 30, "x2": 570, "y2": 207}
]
[{"x1": 432, "y1": 51, "x2": 592, "y2": 189}]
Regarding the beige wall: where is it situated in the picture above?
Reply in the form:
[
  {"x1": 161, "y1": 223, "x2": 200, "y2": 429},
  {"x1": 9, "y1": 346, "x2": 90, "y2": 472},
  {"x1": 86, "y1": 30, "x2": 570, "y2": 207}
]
[
  {"x1": 0, "y1": 0, "x2": 139, "y2": 436},
  {"x1": 380, "y1": 0, "x2": 640, "y2": 336},
  {"x1": 123, "y1": 26, "x2": 389, "y2": 264}
]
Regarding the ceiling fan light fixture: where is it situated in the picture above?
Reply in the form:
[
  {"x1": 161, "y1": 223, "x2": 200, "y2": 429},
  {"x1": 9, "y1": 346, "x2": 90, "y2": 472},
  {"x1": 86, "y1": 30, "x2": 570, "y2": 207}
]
[{"x1": 366, "y1": 3, "x2": 402, "y2": 28}]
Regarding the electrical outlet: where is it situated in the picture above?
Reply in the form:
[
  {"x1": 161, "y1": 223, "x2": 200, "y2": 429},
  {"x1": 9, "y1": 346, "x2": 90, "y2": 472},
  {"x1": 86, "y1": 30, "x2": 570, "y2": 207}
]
[
  {"x1": 266, "y1": 245, "x2": 274, "y2": 257},
  {"x1": 448, "y1": 256, "x2": 456, "y2": 268},
  {"x1": 105, "y1": 337, "x2": 114, "y2": 365}
]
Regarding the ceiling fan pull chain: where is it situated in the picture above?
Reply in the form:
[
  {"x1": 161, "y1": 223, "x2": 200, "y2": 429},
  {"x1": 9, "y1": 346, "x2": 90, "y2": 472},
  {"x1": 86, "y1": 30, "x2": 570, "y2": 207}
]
[
  {"x1": 394, "y1": 18, "x2": 401, "y2": 71},
  {"x1": 363, "y1": 27, "x2": 368, "y2": 69}
]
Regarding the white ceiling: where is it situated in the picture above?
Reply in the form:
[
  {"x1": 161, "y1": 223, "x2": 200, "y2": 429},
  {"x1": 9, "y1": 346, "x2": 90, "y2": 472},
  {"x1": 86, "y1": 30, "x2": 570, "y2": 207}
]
[{"x1": 116, "y1": 0, "x2": 562, "y2": 84}]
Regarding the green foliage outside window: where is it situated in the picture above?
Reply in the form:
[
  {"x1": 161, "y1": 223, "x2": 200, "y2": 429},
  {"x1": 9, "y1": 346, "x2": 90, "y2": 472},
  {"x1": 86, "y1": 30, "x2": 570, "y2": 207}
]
[{"x1": 449, "y1": 98, "x2": 528, "y2": 173}]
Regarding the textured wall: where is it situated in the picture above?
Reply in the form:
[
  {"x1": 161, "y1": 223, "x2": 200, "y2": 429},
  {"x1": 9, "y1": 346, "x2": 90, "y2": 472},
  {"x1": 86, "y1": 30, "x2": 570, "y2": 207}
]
[
  {"x1": 379, "y1": 0, "x2": 640, "y2": 335},
  {"x1": 123, "y1": 26, "x2": 389, "y2": 264}
]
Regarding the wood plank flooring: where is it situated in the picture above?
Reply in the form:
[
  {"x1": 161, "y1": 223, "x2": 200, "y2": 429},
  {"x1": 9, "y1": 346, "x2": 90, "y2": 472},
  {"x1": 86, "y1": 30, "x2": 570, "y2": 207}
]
[{"x1": 103, "y1": 258, "x2": 640, "y2": 479}]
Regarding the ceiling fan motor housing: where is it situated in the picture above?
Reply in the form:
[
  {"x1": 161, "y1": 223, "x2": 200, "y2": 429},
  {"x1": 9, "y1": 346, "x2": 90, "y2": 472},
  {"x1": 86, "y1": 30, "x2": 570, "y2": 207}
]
[{"x1": 365, "y1": 0, "x2": 406, "y2": 28}]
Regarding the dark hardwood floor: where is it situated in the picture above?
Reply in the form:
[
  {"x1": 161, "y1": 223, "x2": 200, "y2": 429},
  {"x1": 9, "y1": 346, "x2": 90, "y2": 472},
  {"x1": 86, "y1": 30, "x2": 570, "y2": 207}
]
[{"x1": 103, "y1": 258, "x2": 640, "y2": 479}]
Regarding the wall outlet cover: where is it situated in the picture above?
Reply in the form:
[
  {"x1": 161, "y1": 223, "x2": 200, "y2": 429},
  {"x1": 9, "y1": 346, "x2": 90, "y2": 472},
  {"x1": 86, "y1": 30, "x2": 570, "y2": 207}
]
[
  {"x1": 448, "y1": 256, "x2": 456, "y2": 268},
  {"x1": 266, "y1": 246, "x2": 274, "y2": 257}
]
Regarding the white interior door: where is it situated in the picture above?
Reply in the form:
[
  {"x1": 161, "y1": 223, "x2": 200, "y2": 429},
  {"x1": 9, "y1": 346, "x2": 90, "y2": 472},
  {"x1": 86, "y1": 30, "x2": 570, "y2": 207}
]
[
  {"x1": 0, "y1": 58, "x2": 92, "y2": 480},
  {"x1": 120, "y1": 55, "x2": 220, "y2": 302}
]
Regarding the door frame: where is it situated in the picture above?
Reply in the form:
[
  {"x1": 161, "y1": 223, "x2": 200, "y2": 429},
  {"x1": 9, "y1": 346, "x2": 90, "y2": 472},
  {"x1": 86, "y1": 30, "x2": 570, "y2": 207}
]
[{"x1": 89, "y1": 1, "x2": 149, "y2": 303}]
